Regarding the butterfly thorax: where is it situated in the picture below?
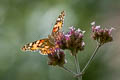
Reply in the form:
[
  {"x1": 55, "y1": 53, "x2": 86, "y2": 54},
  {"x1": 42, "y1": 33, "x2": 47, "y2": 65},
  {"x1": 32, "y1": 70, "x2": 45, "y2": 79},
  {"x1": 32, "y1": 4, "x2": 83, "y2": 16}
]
[{"x1": 48, "y1": 34, "x2": 55, "y2": 45}]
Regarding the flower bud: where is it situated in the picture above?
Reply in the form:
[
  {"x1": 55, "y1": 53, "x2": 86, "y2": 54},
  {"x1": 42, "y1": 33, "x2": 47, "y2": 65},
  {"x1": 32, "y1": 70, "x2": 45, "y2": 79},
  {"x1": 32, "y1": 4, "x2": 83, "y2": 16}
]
[{"x1": 48, "y1": 49, "x2": 66, "y2": 66}]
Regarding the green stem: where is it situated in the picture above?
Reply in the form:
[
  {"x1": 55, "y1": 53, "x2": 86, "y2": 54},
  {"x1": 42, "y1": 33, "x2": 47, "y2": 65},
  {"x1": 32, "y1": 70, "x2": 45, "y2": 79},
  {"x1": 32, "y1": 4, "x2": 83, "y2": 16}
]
[
  {"x1": 81, "y1": 44, "x2": 101, "y2": 74},
  {"x1": 60, "y1": 66, "x2": 76, "y2": 75},
  {"x1": 74, "y1": 54, "x2": 82, "y2": 80}
]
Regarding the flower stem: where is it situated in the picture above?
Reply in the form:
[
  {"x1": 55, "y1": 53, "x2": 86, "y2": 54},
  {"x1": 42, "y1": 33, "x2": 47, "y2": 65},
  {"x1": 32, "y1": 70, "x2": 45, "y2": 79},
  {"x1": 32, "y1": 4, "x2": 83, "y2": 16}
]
[
  {"x1": 81, "y1": 43, "x2": 101, "y2": 74},
  {"x1": 74, "y1": 54, "x2": 82, "y2": 80},
  {"x1": 60, "y1": 66, "x2": 76, "y2": 75}
]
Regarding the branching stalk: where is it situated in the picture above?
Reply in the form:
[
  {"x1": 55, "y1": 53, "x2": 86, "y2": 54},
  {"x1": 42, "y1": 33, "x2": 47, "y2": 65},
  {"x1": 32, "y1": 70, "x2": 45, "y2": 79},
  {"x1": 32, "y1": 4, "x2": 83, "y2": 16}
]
[
  {"x1": 81, "y1": 44, "x2": 101, "y2": 74},
  {"x1": 74, "y1": 54, "x2": 82, "y2": 80},
  {"x1": 60, "y1": 66, "x2": 76, "y2": 75}
]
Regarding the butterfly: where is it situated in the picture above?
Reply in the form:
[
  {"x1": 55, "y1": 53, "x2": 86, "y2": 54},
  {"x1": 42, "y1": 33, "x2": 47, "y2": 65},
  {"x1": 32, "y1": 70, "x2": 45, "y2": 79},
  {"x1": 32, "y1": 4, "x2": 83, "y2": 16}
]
[{"x1": 21, "y1": 11, "x2": 65, "y2": 55}]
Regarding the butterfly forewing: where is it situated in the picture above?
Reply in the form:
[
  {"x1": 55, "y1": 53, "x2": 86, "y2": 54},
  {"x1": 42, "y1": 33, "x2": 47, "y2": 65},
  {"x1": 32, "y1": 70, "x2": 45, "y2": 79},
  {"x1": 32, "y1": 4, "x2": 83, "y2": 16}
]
[{"x1": 52, "y1": 11, "x2": 65, "y2": 37}]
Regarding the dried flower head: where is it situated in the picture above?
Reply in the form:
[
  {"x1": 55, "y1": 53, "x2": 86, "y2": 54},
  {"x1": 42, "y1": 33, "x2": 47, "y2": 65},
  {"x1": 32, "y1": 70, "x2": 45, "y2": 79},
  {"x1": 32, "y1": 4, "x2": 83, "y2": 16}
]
[
  {"x1": 56, "y1": 26, "x2": 85, "y2": 55},
  {"x1": 48, "y1": 49, "x2": 66, "y2": 66},
  {"x1": 91, "y1": 22, "x2": 114, "y2": 45}
]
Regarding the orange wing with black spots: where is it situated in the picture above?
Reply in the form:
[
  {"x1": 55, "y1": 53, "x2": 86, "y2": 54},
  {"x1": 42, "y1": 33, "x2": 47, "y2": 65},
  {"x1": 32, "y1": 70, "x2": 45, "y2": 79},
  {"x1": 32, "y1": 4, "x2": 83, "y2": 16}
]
[
  {"x1": 22, "y1": 39, "x2": 56, "y2": 55},
  {"x1": 21, "y1": 11, "x2": 65, "y2": 55},
  {"x1": 52, "y1": 11, "x2": 65, "y2": 37}
]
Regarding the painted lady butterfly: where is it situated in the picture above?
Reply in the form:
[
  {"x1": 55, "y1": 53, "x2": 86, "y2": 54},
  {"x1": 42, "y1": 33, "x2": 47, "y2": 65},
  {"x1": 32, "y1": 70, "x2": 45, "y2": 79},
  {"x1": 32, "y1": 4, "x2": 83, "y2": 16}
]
[{"x1": 21, "y1": 11, "x2": 65, "y2": 55}]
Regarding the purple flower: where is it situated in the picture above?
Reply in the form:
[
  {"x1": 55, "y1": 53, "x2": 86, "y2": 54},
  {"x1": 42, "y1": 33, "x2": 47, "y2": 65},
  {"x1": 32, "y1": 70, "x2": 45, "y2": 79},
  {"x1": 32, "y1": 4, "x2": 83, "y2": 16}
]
[
  {"x1": 56, "y1": 26, "x2": 85, "y2": 55},
  {"x1": 91, "y1": 22, "x2": 114, "y2": 45},
  {"x1": 69, "y1": 26, "x2": 75, "y2": 32},
  {"x1": 108, "y1": 27, "x2": 115, "y2": 35},
  {"x1": 65, "y1": 34, "x2": 71, "y2": 40}
]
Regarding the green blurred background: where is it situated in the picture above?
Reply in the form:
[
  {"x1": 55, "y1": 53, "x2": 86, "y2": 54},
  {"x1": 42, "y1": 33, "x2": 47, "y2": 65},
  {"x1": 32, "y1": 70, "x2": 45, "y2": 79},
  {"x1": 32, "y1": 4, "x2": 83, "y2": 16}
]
[{"x1": 0, "y1": 0, "x2": 120, "y2": 80}]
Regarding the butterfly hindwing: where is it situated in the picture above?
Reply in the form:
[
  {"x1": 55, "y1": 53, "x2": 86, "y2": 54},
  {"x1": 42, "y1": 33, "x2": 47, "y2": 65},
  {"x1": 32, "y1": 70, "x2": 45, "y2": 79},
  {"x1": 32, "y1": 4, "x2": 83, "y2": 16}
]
[{"x1": 22, "y1": 38, "x2": 55, "y2": 55}]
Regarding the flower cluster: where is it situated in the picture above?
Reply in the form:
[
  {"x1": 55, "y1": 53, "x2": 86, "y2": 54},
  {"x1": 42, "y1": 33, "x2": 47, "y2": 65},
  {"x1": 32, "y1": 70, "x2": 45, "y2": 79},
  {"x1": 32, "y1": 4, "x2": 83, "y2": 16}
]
[
  {"x1": 47, "y1": 22, "x2": 114, "y2": 67},
  {"x1": 56, "y1": 26, "x2": 85, "y2": 55},
  {"x1": 48, "y1": 49, "x2": 66, "y2": 66},
  {"x1": 48, "y1": 26, "x2": 85, "y2": 66},
  {"x1": 91, "y1": 22, "x2": 114, "y2": 45}
]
